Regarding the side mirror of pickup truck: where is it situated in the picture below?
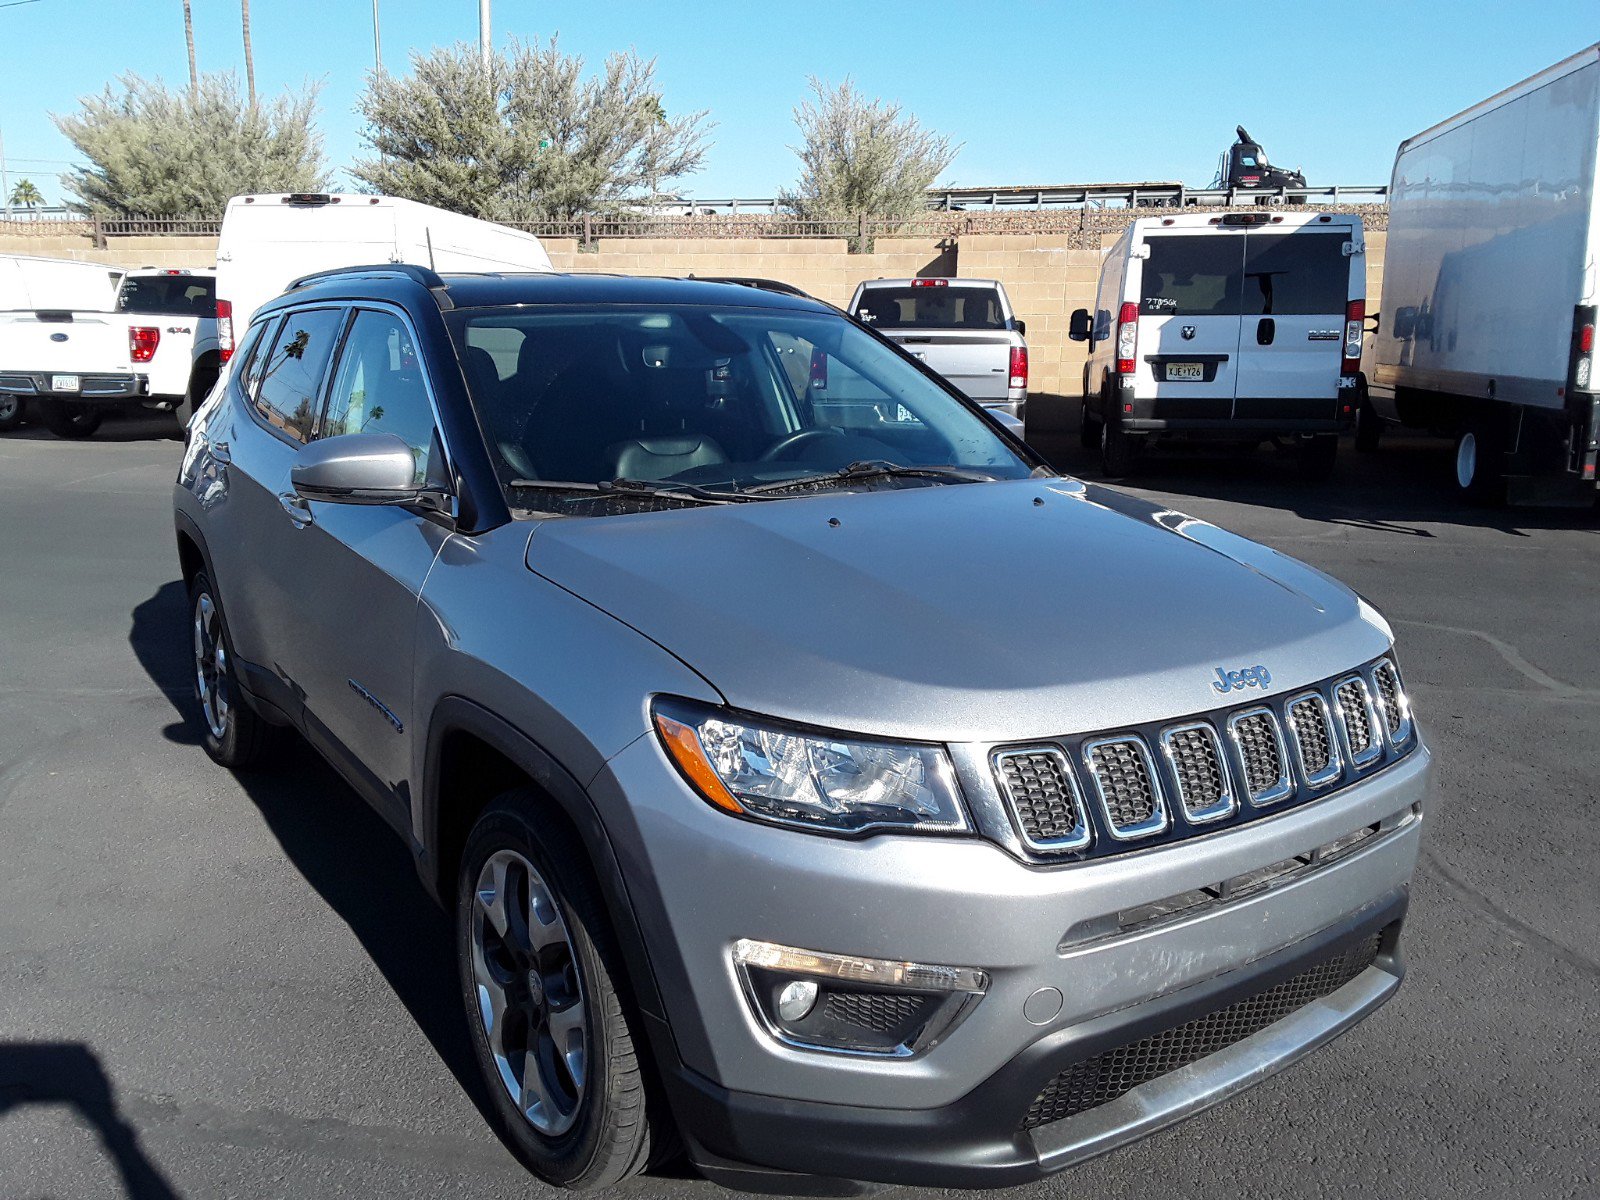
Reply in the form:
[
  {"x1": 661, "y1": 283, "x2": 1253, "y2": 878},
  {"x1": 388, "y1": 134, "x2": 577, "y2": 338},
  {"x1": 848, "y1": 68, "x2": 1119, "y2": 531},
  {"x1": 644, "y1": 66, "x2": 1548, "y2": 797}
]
[
  {"x1": 1013, "y1": 318, "x2": 1027, "y2": 337},
  {"x1": 1069, "y1": 308, "x2": 1093, "y2": 342},
  {"x1": 291, "y1": 432, "x2": 449, "y2": 514},
  {"x1": 1392, "y1": 307, "x2": 1418, "y2": 340}
]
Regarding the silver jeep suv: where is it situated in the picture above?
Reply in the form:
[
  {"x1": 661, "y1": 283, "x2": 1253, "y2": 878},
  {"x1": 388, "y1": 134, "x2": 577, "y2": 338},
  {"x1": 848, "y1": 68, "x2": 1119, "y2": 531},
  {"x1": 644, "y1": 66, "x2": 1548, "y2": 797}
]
[{"x1": 174, "y1": 266, "x2": 1429, "y2": 1192}]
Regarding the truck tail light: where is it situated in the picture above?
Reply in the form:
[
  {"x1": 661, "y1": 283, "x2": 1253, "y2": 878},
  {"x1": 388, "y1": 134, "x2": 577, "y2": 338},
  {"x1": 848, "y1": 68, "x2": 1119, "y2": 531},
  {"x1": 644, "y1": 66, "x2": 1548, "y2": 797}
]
[
  {"x1": 1572, "y1": 308, "x2": 1595, "y2": 393},
  {"x1": 217, "y1": 299, "x2": 234, "y2": 363},
  {"x1": 809, "y1": 347, "x2": 828, "y2": 391},
  {"x1": 129, "y1": 326, "x2": 160, "y2": 363},
  {"x1": 1116, "y1": 302, "x2": 1139, "y2": 375},
  {"x1": 1008, "y1": 345, "x2": 1028, "y2": 391},
  {"x1": 1342, "y1": 299, "x2": 1365, "y2": 374}
]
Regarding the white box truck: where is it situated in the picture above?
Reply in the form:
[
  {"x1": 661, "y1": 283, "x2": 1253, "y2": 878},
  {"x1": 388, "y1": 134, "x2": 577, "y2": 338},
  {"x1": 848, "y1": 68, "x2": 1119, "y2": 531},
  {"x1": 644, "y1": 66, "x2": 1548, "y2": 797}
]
[
  {"x1": 1366, "y1": 43, "x2": 1600, "y2": 504},
  {"x1": 215, "y1": 193, "x2": 555, "y2": 336}
]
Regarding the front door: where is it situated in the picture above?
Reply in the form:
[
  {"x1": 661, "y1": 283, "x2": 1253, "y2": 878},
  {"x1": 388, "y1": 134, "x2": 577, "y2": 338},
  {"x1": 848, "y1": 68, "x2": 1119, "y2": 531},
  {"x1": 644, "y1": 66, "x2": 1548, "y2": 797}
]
[
  {"x1": 1232, "y1": 230, "x2": 1352, "y2": 421},
  {"x1": 1132, "y1": 232, "x2": 1246, "y2": 420}
]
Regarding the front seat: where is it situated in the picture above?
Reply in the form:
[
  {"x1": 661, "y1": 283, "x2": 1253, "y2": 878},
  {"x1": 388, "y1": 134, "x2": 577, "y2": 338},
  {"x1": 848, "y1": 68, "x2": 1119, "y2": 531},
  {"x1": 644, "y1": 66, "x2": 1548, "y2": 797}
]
[{"x1": 607, "y1": 434, "x2": 728, "y2": 481}]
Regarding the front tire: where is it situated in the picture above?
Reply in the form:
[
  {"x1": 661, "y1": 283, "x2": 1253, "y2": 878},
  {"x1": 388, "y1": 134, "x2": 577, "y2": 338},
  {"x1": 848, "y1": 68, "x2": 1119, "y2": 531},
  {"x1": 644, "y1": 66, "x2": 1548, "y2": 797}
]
[
  {"x1": 1455, "y1": 413, "x2": 1508, "y2": 506},
  {"x1": 458, "y1": 794, "x2": 666, "y2": 1190},
  {"x1": 40, "y1": 401, "x2": 102, "y2": 439},
  {"x1": 189, "y1": 571, "x2": 277, "y2": 768}
]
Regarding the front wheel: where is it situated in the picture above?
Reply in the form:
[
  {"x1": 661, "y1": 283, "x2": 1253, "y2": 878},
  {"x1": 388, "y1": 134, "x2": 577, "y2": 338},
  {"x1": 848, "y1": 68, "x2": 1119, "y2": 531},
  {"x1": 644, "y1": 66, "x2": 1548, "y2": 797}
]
[
  {"x1": 458, "y1": 794, "x2": 668, "y2": 1190},
  {"x1": 40, "y1": 401, "x2": 102, "y2": 439},
  {"x1": 0, "y1": 394, "x2": 23, "y2": 432}
]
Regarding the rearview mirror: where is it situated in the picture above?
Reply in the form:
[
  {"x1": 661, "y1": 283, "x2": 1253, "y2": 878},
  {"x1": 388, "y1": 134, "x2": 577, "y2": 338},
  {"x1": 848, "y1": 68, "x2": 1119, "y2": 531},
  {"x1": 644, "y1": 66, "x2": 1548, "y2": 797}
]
[
  {"x1": 291, "y1": 432, "x2": 449, "y2": 513},
  {"x1": 1392, "y1": 307, "x2": 1418, "y2": 340},
  {"x1": 1068, "y1": 308, "x2": 1093, "y2": 342},
  {"x1": 1014, "y1": 318, "x2": 1027, "y2": 337}
]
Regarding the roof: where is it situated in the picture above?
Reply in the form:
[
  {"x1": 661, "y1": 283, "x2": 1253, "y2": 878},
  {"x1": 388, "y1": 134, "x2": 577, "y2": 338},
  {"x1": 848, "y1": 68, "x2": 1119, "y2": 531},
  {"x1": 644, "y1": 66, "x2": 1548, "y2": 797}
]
[
  {"x1": 276, "y1": 267, "x2": 829, "y2": 315},
  {"x1": 856, "y1": 277, "x2": 1001, "y2": 288}
]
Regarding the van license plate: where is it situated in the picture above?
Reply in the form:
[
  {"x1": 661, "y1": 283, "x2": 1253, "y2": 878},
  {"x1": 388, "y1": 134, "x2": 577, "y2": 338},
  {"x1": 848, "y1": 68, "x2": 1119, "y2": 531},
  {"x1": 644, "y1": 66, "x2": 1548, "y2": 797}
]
[
  {"x1": 1166, "y1": 363, "x2": 1203, "y2": 381},
  {"x1": 51, "y1": 375, "x2": 80, "y2": 392}
]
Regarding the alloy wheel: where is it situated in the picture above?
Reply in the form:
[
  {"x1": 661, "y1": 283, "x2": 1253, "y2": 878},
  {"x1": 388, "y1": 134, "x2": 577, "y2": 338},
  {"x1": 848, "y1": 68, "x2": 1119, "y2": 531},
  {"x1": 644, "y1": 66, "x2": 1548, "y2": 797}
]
[
  {"x1": 192, "y1": 591, "x2": 230, "y2": 741},
  {"x1": 471, "y1": 849, "x2": 588, "y2": 1137}
]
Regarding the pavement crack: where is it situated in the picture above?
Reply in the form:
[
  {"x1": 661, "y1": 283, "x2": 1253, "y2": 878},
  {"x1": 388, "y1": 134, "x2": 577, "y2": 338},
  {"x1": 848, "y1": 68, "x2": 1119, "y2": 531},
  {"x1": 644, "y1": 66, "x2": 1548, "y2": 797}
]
[{"x1": 1393, "y1": 619, "x2": 1588, "y2": 698}]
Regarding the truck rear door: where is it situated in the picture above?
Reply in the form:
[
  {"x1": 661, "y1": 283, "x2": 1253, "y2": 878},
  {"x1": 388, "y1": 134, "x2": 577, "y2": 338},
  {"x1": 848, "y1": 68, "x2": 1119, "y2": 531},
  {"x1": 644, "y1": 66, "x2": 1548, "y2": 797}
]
[
  {"x1": 0, "y1": 311, "x2": 131, "y2": 376},
  {"x1": 1133, "y1": 232, "x2": 1244, "y2": 418},
  {"x1": 1233, "y1": 229, "x2": 1351, "y2": 418},
  {"x1": 855, "y1": 283, "x2": 1013, "y2": 400}
]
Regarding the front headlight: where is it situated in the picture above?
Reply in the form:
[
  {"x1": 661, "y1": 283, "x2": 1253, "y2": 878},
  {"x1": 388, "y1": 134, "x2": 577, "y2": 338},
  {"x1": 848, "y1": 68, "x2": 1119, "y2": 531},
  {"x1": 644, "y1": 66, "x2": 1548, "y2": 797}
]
[{"x1": 653, "y1": 699, "x2": 968, "y2": 835}]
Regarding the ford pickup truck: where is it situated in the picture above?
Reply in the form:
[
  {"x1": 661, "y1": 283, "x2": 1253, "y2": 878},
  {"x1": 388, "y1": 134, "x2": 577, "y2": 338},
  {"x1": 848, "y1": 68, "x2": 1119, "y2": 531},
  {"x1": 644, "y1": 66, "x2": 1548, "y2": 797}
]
[
  {"x1": 849, "y1": 277, "x2": 1030, "y2": 422},
  {"x1": 0, "y1": 267, "x2": 226, "y2": 438}
]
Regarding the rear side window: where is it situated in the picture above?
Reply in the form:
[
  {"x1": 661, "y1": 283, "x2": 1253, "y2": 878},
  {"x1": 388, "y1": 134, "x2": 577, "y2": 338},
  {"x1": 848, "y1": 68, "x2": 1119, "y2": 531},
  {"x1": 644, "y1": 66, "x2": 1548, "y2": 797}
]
[
  {"x1": 252, "y1": 308, "x2": 345, "y2": 444},
  {"x1": 1140, "y1": 237, "x2": 1244, "y2": 316},
  {"x1": 1241, "y1": 233, "x2": 1348, "y2": 315},
  {"x1": 117, "y1": 274, "x2": 217, "y2": 317},
  {"x1": 856, "y1": 286, "x2": 1007, "y2": 331}
]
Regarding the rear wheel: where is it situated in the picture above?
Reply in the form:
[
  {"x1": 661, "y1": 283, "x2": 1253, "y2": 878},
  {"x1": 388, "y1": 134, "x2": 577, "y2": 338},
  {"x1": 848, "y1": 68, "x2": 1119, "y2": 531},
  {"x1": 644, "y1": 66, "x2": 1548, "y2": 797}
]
[
  {"x1": 1078, "y1": 396, "x2": 1101, "y2": 450},
  {"x1": 189, "y1": 570, "x2": 278, "y2": 768},
  {"x1": 1454, "y1": 412, "x2": 1509, "y2": 506},
  {"x1": 458, "y1": 793, "x2": 667, "y2": 1190},
  {"x1": 0, "y1": 394, "x2": 23, "y2": 432},
  {"x1": 1298, "y1": 434, "x2": 1339, "y2": 481},
  {"x1": 40, "y1": 401, "x2": 102, "y2": 439},
  {"x1": 1354, "y1": 397, "x2": 1383, "y2": 452},
  {"x1": 1099, "y1": 414, "x2": 1141, "y2": 478}
]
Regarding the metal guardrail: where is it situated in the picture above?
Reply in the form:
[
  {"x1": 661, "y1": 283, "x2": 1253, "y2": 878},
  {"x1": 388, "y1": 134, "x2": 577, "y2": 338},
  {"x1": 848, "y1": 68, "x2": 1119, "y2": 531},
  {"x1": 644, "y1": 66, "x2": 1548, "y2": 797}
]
[{"x1": 662, "y1": 183, "x2": 1388, "y2": 213}]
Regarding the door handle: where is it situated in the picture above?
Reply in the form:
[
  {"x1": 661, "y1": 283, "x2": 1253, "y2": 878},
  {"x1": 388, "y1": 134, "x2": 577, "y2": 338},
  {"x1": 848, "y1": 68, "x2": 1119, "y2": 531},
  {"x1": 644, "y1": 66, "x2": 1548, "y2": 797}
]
[
  {"x1": 278, "y1": 491, "x2": 314, "y2": 527},
  {"x1": 1256, "y1": 318, "x2": 1276, "y2": 346}
]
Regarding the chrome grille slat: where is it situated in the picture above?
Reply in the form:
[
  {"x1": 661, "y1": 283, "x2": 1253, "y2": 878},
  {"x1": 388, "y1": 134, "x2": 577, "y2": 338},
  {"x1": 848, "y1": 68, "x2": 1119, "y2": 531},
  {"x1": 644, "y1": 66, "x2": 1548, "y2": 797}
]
[
  {"x1": 993, "y1": 748, "x2": 1092, "y2": 851},
  {"x1": 1334, "y1": 676, "x2": 1383, "y2": 767},
  {"x1": 1083, "y1": 737, "x2": 1168, "y2": 840},
  {"x1": 1228, "y1": 708, "x2": 1293, "y2": 806},
  {"x1": 1159, "y1": 722, "x2": 1235, "y2": 823},
  {"x1": 1371, "y1": 660, "x2": 1412, "y2": 746},
  {"x1": 1287, "y1": 693, "x2": 1341, "y2": 788}
]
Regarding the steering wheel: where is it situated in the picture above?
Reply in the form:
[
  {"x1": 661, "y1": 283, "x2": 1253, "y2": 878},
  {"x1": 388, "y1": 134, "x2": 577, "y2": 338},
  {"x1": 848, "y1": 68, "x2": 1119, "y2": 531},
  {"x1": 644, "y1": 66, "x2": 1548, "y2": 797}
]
[{"x1": 759, "y1": 428, "x2": 839, "y2": 462}]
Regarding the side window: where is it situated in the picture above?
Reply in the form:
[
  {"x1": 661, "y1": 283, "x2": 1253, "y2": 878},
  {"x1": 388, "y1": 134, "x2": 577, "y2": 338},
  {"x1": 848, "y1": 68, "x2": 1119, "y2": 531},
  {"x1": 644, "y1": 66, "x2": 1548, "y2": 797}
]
[
  {"x1": 321, "y1": 309, "x2": 438, "y2": 486},
  {"x1": 253, "y1": 308, "x2": 345, "y2": 445}
]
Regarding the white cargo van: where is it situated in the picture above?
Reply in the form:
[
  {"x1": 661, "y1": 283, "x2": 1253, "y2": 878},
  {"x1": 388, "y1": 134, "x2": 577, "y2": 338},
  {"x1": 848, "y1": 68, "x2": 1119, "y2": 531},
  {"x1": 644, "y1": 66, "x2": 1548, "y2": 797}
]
[
  {"x1": 215, "y1": 193, "x2": 554, "y2": 335},
  {"x1": 1071, "y1": 211, "x2": 1366, "y2": 478},
  {"x1": 1367, "y1": 44, "x2": 1600, "y2": 504}
]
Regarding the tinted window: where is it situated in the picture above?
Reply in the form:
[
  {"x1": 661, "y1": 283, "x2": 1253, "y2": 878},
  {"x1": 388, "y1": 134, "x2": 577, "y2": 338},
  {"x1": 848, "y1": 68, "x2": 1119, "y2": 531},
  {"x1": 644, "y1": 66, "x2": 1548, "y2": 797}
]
[
  {"x1": 855, "y1": 286, "x2": 1006, "y2": 330},
  {"x1": 117, "y1": 274, "x2": 216, "y2": 317},
  {"x1": 1241, "y1": 233, "x2": 1348, "y2": 315},
  {"x1": 253, "y1": 308, "x2": 344, "y2": 444},
  {"x1": 1140, "y1": 237, "x2": 1244, "y2": 316},
  {"x1": 322, "y1": 310, "x2": 437, "y2": 485}
]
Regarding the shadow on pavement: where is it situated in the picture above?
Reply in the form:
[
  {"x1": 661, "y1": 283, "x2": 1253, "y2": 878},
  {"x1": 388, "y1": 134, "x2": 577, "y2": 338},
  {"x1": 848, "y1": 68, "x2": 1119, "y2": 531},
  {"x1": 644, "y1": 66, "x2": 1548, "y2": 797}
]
[
  {"x1": 127, "y1": 580, "x2": 498, "y2": 1130},
  {"x1": 0, "y1": 1041, "x2": 181, "y2": 1200},
  {"x1": 1, "y1": 408, "x2": 182, "y2": 443}
]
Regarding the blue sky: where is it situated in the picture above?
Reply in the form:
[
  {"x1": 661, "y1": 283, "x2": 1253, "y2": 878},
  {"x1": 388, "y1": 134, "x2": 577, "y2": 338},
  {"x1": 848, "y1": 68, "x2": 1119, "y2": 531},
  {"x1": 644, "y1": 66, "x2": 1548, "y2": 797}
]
[{"x1": 1, "y1": 1, "x2": 1594, "y2": 207}]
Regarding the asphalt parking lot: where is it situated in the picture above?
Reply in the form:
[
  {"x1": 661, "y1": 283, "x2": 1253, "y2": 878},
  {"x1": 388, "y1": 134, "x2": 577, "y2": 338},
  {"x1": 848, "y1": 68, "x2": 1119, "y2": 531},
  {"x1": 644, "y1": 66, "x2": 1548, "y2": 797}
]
[{"x1": 1, "y1": 403, "x2": 1596, "y2": 1200}]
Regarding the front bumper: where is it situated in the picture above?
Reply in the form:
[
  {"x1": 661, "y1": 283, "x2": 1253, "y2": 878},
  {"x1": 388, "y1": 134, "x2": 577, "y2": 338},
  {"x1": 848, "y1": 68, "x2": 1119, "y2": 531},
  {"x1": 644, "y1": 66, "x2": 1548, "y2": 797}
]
[
  {"x1": 593, "y1": 734, "x2": 1429, "y2": 1186},
  {"x1": 0, "y1": 371, "x2": 147, "y2": 404}
]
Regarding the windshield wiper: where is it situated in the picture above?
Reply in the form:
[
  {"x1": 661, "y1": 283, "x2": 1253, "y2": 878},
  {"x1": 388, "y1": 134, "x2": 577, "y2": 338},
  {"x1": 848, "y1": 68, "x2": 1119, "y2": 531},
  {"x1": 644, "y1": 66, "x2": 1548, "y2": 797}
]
[
  {"x1": 744, "y1": 460, "x2": 1002, "y2": 495},
  {"x1": 508, "y1": 477, "x2": 762, "y2": 505}
]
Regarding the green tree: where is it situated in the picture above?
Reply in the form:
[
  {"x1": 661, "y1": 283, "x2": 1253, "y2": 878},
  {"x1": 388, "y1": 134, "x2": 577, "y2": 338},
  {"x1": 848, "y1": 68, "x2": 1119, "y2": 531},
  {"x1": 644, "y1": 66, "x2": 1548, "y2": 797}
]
[
  {"x1": 352, "y1": 37, "x2": 712, "y2": 220},
  {"x1": 781, "y1": 77, "x2": 959, "y2": 234},
  {"x1": 8, "y1": 179, "x2": 45, "y2": 209},
  {"x1": 52, "y1": 72, "x2": 328, "y2": 216}
]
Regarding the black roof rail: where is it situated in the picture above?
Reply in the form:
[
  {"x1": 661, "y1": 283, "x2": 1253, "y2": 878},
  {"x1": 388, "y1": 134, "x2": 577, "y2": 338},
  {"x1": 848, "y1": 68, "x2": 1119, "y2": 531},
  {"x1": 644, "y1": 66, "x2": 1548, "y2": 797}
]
[
  {"x1": 288, "y1": 263, "x2": 447, "y2": 292},
  {"x1": 688, "y1": 275, "x2": 812, "y2": 299}
]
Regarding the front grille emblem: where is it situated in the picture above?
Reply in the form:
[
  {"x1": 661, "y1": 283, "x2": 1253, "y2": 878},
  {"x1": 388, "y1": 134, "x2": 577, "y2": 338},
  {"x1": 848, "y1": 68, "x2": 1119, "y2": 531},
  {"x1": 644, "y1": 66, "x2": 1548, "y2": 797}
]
[{"x1": 1181, "y1": 325, "x2": 1196, "y2": 340}]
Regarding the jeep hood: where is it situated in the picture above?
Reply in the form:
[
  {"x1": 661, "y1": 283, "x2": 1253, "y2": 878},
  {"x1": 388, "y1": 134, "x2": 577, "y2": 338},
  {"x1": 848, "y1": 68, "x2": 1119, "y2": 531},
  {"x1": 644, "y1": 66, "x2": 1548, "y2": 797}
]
[{"x1": 524, "y1": 479, "x2": 1390, "y2": 743}]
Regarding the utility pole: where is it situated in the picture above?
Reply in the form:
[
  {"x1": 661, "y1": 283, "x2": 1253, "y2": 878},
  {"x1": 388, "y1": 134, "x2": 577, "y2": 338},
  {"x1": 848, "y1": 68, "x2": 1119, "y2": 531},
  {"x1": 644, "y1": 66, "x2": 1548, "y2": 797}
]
[
  {"x1": 479, "y1": 0, "x2": 490, "y2": 68},
  {"x1": 372, "y1": 0, "x2": 382, "y2": 73}
]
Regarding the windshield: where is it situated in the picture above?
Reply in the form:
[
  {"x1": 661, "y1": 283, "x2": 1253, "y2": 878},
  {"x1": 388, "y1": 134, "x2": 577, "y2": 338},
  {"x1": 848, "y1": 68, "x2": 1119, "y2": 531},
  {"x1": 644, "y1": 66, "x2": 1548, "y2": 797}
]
[
  {"x1": 853, "y1": 286, "x2": 1007, "y2": 331},
  {"x1": 446, "y1": 304, "x2": 1033, "y2": 511},
  {"x1": 116, "y1": 274, "x2": 216, "y2": 317}
]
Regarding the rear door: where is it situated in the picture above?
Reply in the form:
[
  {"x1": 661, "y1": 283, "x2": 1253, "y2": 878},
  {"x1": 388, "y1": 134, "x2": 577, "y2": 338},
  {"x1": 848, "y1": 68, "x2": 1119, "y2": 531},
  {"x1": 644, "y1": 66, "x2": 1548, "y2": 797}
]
[
  {"x1": 1233, "y1": 228, "x2": 1351, "y2": 417},
  {"x1": 1133, "y1": 232, "x2": 1245, "y2": 419}
]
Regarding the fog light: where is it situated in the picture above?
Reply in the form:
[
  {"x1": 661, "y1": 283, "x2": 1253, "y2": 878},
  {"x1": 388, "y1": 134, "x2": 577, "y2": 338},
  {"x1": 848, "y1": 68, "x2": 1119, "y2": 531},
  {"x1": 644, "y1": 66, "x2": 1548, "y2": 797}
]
[{"x1": 777, "y1": 979, "x2": 819, "y2": 1022}]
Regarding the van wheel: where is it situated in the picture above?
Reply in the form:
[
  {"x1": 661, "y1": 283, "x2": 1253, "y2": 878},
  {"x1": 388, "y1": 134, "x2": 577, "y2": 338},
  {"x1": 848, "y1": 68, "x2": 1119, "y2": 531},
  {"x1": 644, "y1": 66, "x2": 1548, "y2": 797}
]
[
  {"x1": 1354, "y1": 397, "x2": 1383, "y2": 452},
  {"x1": 458, "y1": 792, "x2": 668, "y2": 1190},
  {"x1": 1455, "y1": 414, "x2": 1508, "y2": 506},
  {"x1": 1100, "y1": 415, "x2": 1141, "y2": 478},
  {"x1": 1078, "y1": 398, "x2": 1101, "y2": 450},
  {"x1": 1298, "y1": 435, "x2": 1339, "y2": 481},
  {"x1": 0, "y1": 394, "x2": 23, "y2": 432},
  {"x1": 40, "y1": 402, "x2": 102, "y2": 439}
]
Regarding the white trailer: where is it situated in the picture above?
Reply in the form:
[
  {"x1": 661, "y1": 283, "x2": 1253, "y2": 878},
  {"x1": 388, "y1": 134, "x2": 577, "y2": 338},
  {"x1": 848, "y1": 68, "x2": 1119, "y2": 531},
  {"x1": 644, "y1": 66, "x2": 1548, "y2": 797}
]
[
  {"x1": 1367, "y1": 44, "x2": 1600, "y2": 503},
  {"x1": 215, "y1": 193, "x2": 554, "y2": 337}
]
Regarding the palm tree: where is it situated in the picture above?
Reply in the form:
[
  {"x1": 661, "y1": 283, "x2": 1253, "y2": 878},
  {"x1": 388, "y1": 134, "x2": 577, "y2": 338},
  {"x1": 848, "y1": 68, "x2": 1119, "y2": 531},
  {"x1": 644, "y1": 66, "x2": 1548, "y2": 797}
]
[
  {"x1": 241, "y1": 0, "x2": 256, "y2": 108},
  {"x1": 8, "y1": 179, "x2": 44, "y2": 210},
  {"x1": 182, "y1": 0, "x2": 198, "y2": 94}
]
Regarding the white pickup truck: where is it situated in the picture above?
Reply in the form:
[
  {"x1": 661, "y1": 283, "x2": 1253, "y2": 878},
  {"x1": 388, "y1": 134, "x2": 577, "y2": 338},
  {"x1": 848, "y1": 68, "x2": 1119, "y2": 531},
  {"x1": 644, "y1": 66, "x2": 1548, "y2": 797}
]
[
  {"x1": 847, "y1": 277, "x2": 1030, "y2": 422},
  {"x1": 0, "y1": 267, "x2": 225, "y2": 439}
]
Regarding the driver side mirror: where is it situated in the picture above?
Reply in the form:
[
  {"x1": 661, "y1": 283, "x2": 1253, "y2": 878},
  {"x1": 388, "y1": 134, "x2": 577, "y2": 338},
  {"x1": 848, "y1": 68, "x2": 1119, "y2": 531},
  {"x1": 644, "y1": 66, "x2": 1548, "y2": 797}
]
[
  {"x1": 291, "y1": 432, "x2": 452, "y2": 515},
  {"x1": 1392, "y1": 306, "x2": 1418, "y2": 340},
  {"x1": 1013, "y1": 318, "x2": 1027, "y2": 337},
  {"x1": 1069, "y1": 308, "x2": 1093, "y2": 342}
]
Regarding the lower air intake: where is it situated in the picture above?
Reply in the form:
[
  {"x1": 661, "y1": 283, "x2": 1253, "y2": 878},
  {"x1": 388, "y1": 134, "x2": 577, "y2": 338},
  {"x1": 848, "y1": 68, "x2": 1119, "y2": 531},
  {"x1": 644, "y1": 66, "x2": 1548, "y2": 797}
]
[{"x1": 1020, "y1": 933, "x2": 1383, "y2": 1131}]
